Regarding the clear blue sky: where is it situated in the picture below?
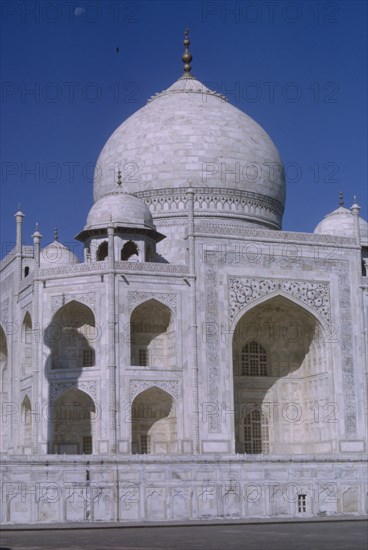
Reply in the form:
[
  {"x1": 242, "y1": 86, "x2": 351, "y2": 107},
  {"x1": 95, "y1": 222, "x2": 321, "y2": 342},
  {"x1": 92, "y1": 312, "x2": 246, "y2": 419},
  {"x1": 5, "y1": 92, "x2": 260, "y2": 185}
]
[{"x1": 1, "y1": 0, "x2": 367, "y2": 259}]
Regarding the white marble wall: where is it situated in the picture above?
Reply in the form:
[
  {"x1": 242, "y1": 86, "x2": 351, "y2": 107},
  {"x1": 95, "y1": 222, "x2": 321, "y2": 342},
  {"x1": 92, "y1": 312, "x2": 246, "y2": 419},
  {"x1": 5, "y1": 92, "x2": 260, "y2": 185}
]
[{"x1": 1, "y1": 456, "x2": 367, "y2": 524}]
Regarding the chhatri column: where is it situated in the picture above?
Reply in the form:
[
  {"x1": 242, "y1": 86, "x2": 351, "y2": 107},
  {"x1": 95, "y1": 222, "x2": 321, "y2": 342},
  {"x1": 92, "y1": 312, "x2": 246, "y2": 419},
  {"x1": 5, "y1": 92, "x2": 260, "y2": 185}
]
[
  {"x1": 186, "y1": 181, "x2": 200, "y2": 453},
  {"x1": 107, "y1": 220, "x2": 117, "y2": 453}
]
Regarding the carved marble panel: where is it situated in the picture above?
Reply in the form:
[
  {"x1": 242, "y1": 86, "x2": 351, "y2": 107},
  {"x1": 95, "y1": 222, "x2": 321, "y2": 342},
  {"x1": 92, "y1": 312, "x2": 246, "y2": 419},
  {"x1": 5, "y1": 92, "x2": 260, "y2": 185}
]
[
  {"x1": 229, "y1": 278, "x2": 331, "y2": 323},
  {"x1": 0, "y1": 298, "x2": 10, "y2": 323},
  {"x1": 49, "y1": 380, "x2": 97, "y2": 402},
  {"x1": 50, "y1": 292, "x2": 96, "y2": 314},
  {"x1": 129, "y1": 379, "x2": 180, "y2": 401},
  {"x1": 128, "y1": 291, "x2": 177, "y2": 314},
  {"x1": 204, "y1": 261, "x2": 221, "y2": 433}
]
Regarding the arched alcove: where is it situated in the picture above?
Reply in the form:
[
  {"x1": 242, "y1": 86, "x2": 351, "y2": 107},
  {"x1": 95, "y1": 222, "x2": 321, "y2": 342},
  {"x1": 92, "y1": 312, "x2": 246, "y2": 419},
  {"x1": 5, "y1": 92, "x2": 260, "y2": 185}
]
[
  {"x1": 232, "y1": 295, "x2": 335, "y2": 455},
  {"x1": 21, "y1": 312, "x2": 32, "y2": 377},
  {"x1": 46, "y1": 301, "x2": 96, "y2": 370},
  {"x1": 50, "y1": 388, "x2": 96, "y2": 454},
  {"x1": 131, "y1": 387, "x2": 177, "y2": 454},
  {"x1": 121, "y1": 241, "x2": 139, "y2": 261},
  {"x1": 130, "y1": 300, "x2": 175, "y2": 369},
  {"x1": 21, "y1": 395, "x2": 32, "y2": 454}
]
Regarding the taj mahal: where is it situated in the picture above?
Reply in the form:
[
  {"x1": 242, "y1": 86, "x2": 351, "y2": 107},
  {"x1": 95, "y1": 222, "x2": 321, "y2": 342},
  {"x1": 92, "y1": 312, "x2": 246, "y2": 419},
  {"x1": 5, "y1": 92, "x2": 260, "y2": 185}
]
[{"x1": 1, "y1": 32, "x2": 367, "y2": 524}]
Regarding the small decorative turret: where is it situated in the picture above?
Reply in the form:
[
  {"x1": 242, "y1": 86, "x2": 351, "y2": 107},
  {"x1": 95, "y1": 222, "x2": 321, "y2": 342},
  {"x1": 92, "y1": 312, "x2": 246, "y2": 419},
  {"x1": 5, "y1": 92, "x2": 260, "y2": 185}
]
[
  {"x1": 182, "y1": 29, "x2": 193, "y2": 77},
  {"x1": 32, "y1": 223, "x2": 42, "y2": 268},
  {"x1": 14, "y1": 207, "x2": 24, "y2": 249},
  {"x1": 350, "y1": 195, "x2": 361, "y2": 244}
]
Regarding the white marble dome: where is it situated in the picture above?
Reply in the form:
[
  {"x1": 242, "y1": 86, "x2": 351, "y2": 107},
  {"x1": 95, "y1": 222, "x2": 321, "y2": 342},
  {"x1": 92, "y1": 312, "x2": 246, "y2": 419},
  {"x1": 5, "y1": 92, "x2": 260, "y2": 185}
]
[
  {"x1": 314, "y1": 206, "x2": 368, "y2": 244},
  {"x1": 85, "y1": 192, "x2": 155, "y2": 231},
  {"x1": 40, "y1": 241, "x2": 80, "y2": 267},
  {"x1": 93, "y1": 75, "x2": 285, "y2": 228}
]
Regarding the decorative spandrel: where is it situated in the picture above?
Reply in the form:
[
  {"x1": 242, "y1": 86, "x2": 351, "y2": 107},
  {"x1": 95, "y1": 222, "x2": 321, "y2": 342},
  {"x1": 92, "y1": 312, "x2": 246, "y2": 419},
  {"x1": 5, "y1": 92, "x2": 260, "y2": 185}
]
[{"x1": 229, "y1": 278, "x2": 331, "y2": 324}]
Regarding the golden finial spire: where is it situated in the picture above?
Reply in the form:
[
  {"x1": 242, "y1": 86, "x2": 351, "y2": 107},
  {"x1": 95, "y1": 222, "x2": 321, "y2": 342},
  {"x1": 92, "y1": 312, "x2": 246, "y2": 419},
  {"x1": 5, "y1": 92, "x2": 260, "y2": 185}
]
[
  {"x1": 182, "y1": 29, "x2": 193, "y2": 77},
  {"x1": 54, "y1": 227, "x2": 58, "y2": 241},
  {"x1": 339, "y1": 191, "x2": 343, "y2": 206}
]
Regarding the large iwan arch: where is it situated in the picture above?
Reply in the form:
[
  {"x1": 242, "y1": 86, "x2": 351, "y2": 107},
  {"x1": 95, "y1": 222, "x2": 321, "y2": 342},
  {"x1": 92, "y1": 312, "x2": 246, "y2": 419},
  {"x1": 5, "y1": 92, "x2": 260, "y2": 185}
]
[{"x1": 232, "y1": 295, "x2": 336, "y2": 455}]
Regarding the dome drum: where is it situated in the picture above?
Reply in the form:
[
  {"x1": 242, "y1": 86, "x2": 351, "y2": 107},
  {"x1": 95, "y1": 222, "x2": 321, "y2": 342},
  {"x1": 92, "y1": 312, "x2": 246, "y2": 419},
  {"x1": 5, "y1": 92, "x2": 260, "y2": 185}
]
[{"x1": 135, "y1": 186, "x2": 284, "y2": 230}]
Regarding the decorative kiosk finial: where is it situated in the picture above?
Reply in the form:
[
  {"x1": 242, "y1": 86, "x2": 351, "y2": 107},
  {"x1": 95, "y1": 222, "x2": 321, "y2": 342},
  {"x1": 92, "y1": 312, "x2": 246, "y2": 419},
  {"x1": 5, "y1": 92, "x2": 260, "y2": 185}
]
[
  {"x1": 339, "y1": 191, "x2": 344, "y2": 206},
  {"x1": 54, "y1": 227, "x2": 58, "y2": 241},
  {"x1": 182, "y1": 29, "x2": 193, "y2": 77}
]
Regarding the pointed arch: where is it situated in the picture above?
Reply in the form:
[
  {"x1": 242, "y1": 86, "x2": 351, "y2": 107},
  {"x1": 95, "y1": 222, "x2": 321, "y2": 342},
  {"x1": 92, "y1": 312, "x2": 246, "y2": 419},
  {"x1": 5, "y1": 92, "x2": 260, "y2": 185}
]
[
  {"x1": 21, "y1": 394, "x2": 32, "y2": 454},
  {"x1": 21, "y1": 311, "x2": 33, "y2": 376},
  {"x1": 96, "y1": 241, "x2": 108, "y2": 261},
  {"x1": 51, "y1": 387, "x2": 96, "y2": 455},
  {"x1": 131, "y1": 386, "x2": 177, "y2": 454},
  {"x1": 130, "y1": 299, "x2": 176, "y2": 369},
  {"x1": 121, "y1": 241, "x2": 139, "y2": 261},
  {"x1": 46, "y1": 300, "x2": 96, "y2": 370}
]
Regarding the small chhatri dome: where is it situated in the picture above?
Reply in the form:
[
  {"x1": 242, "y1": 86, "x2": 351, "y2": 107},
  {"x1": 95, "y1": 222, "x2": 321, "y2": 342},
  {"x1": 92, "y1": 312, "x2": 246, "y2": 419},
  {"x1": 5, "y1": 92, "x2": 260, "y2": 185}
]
[
  {"x1": 40, "y1": 240, "x2": 79, "y2": 267},
  {"x1": 84, "y1": 192, "x2": 156, "y2": 232},
  {"x1": 314, "y1": 195, "x2": 368, "y2": 244},
  {"x1": 93, "y1": 32, "x2": 285, "y2": 230}
]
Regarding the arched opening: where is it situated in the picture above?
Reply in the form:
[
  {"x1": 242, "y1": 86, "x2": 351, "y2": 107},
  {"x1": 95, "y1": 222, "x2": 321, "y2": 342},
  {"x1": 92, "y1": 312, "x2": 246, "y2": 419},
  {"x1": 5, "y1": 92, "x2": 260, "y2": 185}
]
[
  {"x1": 51, "y1": 388, "x2": 95, "y2": 454},
  {"x1": 24, "y1": 266, "x2": 30, "y2": 277},
  {"x1": 47, "y1": 301, "x2": 96, "y2": 370},
  {"x1": 96, "y1": 241, "x2": 108, "y2": 261},
  {"x1": 232, "y1": 295, "x2": 335, "y2": 455},
  {"x1": 130, "y1": 300, "x2": 176, "y2": 369},
  {"x1": 131, "y1": 387, "x2": 177, "y2": 454},
  {"x1": 21, "y1": 312, "x2": 32, "y2": 377},
  {"x1": 0, "y1": 325, "x2": 8, "y2": 452},
  {"x1": 121, "y1": 241, "x2": 139, "y2": 261},
  {"x1": 21, "y1": 395, "x2": 32, "y2": 454}
]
